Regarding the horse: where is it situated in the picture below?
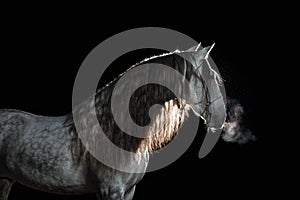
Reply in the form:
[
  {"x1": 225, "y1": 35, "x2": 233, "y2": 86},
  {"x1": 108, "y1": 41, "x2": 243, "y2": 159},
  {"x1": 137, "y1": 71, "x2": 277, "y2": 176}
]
[{"x1": 0, "y1": 44, "x2": 226, "y2": 200}]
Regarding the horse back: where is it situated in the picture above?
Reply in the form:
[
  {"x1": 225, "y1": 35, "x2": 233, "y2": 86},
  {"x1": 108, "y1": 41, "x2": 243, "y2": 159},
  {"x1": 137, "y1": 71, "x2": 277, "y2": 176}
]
[{"x1": 0, "y1": 110, "x2": 85, "y2": 190}]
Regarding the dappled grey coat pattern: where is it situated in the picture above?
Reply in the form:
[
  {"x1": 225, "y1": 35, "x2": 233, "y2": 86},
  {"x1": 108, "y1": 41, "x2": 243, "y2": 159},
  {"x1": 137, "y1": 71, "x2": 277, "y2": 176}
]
[{"x1": 0, "y1": 45, "x2": 226, "y2": 200}]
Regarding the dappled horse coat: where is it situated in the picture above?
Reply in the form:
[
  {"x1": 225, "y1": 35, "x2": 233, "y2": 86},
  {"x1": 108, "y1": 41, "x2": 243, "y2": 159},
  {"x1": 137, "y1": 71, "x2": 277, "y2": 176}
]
[{"x1": 0, "y1": 45, "x2": 226, "y2": 200}]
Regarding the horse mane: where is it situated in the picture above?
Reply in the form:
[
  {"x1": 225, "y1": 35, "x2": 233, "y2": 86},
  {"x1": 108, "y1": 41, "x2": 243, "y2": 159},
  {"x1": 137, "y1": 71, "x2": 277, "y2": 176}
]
[
  {"x1": 67, "y1": 49, "x2": 199, "y2": 165},
  {"x1": 141, "y1": 99, "x2": 190, "y2": 152},
  {"x1": 95, "y1": 49, "x2": 183, "y2": 94},
  {"x1": 67, "y1": 99, "x2": 190, "y2": 166}
]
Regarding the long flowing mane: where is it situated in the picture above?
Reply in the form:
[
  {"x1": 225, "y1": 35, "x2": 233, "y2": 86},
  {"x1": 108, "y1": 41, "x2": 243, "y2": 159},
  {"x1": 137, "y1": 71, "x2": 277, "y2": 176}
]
[
  {"x1": 95, "y1": 49, "x2": 184, "y2": 94},
  {"x1": 68, "y1": 49, "x2": 201, "y2": 164}
]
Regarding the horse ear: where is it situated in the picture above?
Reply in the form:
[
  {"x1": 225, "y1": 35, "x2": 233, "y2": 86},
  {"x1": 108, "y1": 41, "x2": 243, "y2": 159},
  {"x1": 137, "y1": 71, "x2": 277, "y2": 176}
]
[
  {"x1": 185, "y1": 43, "x2": 215, "y2": 67},
  {"x1": 191, "y1": 43, "x2": 215, "y2": 67},
  {"x1": 204, "y1": 43, "x2": 215, "y2": 59},
  {"x1": 196, "y1": 43, "x2": 215, "y2": 60},
  {"x1": 186, "y1": 42, "x2": 202, "y2": 52}
]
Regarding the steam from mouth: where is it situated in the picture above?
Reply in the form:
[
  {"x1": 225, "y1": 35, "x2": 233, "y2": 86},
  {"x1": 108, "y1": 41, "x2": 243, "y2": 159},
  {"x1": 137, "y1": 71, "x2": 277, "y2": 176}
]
[{"x1": 222, "y1": 99, "x2": 256, "y2": 144}]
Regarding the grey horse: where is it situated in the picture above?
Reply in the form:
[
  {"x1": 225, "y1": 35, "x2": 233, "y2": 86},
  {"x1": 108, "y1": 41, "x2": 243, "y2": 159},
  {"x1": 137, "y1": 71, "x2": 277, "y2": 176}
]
[{"x1": 0, "y1": 44, "x2": 226, "y2": 200}]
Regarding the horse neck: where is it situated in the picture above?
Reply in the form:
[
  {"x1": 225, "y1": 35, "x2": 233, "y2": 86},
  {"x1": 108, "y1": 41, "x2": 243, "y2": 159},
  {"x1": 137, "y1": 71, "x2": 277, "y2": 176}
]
[
  {"x1": 92, "y1": 82, "x2": 190, "y2": 154},
  {"x1": 70, "y1": 51, "x2": 194, "y2": 155}
]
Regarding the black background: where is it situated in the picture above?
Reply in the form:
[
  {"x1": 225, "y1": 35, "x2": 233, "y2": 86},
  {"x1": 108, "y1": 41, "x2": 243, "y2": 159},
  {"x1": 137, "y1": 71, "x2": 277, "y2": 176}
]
[{"x1": 0, "y1": 5, "x2": 284, "y2": 200}]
